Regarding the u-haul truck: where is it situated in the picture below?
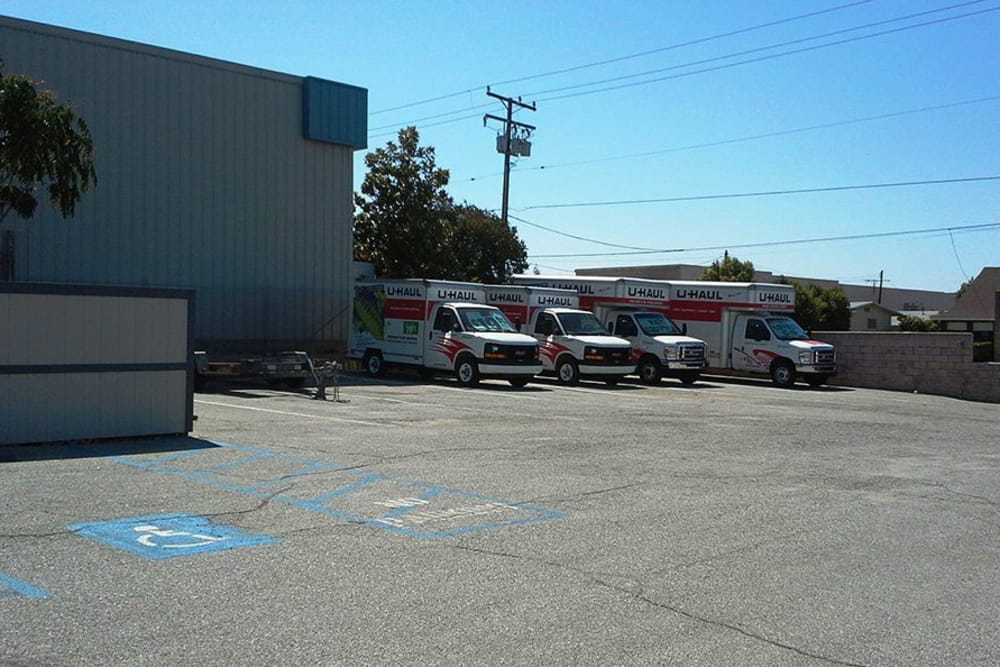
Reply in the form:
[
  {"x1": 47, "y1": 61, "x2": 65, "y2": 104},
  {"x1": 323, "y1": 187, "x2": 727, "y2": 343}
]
[
  {"x1": 667, "y1": 281, "x2": 836, "y2": 387},
  {"x1": 349, "y1": 279, "x2": 542, "y2": 387},
  {"x1": 511, "y1": 275, "x2": 709, "y2": 385},
  {"x1": 484, "y1": 285, "x2": 634, "y2": 385}
]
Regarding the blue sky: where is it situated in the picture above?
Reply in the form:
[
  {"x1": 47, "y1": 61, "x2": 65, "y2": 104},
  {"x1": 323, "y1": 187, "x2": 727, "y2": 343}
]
[{"x1": 3, "y1": 0, "x2": 998, "y2": 292}]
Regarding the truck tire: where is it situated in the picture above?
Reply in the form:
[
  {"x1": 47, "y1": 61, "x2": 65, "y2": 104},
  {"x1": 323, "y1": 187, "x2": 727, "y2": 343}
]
[
  {"x1": 770, "y1": 360, "x2": 797, "y2": 388},
  {"x1": 678, "y1": 371, "x2": 700, "y2": 386},
  {"x1": 508, "y1": 377, "x2": 530, "y2": 388},
  {"x1": 363, "y1": 351, "x2": 385, "y2": 378},
  {"x1": 455, "y1": 355, "x2": 480, "y2": 387},
  {"x1": 805, "y1": 374, "x2": 828, "y2": 388},
  {"x1": 555, "y1": 357, "x2": 580, "y2": 385},
  {"x1": 637, "y1": 356, "x2": 662, "y2": 384}
]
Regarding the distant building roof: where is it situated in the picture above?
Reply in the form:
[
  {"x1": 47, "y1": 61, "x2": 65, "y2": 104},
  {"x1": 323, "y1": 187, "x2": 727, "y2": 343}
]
[
  {"x1": 850, "y1": 301, "x2": 900, "y2": 315},
  {"x1": 932, "y1": 267, "x2": 1000, "y2": 322}
]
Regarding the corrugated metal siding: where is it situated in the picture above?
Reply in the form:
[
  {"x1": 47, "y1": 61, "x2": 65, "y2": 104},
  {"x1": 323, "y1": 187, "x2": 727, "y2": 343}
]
[{"x1": 0, "y1": 17, "x2": 364, "y2": 348}]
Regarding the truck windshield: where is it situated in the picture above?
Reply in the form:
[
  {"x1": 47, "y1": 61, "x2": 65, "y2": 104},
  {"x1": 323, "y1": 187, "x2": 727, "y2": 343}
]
[
  {"x1": 766, "y1": 317, "x2": 809, "y2": 340},
  {"x1": 458, "y1": 307, "x2": 518, "y2": 333},
  {"x1": 634, "y1": 312, "x2": 682, "y2": 336},
  {"x1": 556, "y1": 312, "x2": 605, "y2": 335}
]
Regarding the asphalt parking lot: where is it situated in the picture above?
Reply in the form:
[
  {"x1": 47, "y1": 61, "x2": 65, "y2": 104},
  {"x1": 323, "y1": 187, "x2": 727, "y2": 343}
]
[{"x1": 2, "y1": 372, "x2": 999, "y2": 666}]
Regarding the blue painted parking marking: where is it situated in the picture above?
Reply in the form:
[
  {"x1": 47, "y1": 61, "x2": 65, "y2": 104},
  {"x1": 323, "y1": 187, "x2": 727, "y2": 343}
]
[
  {"x1": 112, "y1": 442, "x2": 565, "y2": 539},
  {"x1": 68, "y1": 513, "x2": 278, "y2": 560},
  {"x1": 0, "y1": 572, "x2": 49, "y2": 599}
]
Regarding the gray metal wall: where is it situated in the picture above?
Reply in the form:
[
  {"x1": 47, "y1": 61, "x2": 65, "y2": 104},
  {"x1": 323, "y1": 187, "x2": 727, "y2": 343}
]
[
  {"x1": 0, "y1": 284, "x2": 194, "y2": 445},
  {"x1": 0, "y1": 16, "x2": 365, "y2": 349}
]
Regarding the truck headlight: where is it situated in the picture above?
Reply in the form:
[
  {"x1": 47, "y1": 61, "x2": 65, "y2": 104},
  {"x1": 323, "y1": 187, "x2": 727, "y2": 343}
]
[
  {"x1": 663, "y1": 347, "x2": 678, "y2": 360},
  {"x1": 584, "y1": 346, "x2": 602, "y2": 361},
  {"x1": 798, "y1": 350, "x2": 813, "y2": 364}
]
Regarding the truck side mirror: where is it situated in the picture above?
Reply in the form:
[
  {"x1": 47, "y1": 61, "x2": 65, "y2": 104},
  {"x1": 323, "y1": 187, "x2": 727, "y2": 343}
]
[
  {"x1": 682, "y1": 323, "x2": 688, "y2": 335},
  {"x1": 514, "y1": 317, "x2": 522, "y2": 331}
]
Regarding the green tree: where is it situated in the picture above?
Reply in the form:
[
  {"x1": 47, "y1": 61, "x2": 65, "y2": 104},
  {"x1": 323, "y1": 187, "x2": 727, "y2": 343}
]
[
  {"x1": 701, "y1": 251, "x2": 754, "y2": 281},
  {"x1": 353, "y1": 127, "x2": 452, "y2": 278},
  {"x1": 897, "y1": 315, "x2": 940, "y2": 332},
  {"x1": 444, "y1": 203, "x2": 527, "y2": 283},
  {"x1": 0, "y1": 63, "x2": 96, "y2": 225},
  {"x1": 785, "y1": 280, "x2": 850, "y2": 332},
  {"x1": 354, "y1": 127, "x2": 529, "y2": 282}
]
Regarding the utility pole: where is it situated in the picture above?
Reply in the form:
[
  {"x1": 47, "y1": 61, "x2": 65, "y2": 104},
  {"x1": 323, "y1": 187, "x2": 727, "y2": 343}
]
[{"x1": 484, "y1": 87, "x2": 536, "y2": 227}]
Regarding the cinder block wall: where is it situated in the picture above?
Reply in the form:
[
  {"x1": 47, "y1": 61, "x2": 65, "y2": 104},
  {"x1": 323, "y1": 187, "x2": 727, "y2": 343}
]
[{"x1": 816, "y1": 332, "x2": 999, "y2": 403}]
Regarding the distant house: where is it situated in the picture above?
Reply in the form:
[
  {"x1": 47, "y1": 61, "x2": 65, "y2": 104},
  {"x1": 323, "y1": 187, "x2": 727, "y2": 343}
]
[
  {"x1": 931, "y1": 268, "x2": 999, "y2": 344},
  {"x1": 849, "y1": 301, "x2": 900, "y2": 331}
]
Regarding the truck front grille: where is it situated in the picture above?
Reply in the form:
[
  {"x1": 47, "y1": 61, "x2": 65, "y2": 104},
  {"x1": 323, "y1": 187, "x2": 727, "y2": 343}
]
[{"x1": 679, "y1": 344, "x2": 706, "y2": 362}]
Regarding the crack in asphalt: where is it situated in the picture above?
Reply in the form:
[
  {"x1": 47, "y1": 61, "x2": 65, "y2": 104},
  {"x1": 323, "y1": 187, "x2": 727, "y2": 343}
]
[{"x1": 448, "y1": 544, "x2": 869, "y2": 667}]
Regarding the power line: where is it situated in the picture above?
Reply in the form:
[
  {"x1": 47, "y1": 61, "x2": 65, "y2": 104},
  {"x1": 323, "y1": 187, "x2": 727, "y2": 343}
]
[
  {"x1": 535, "y1": 5, "x2": 1000, "y2": 103},
  {"x1": 368, "y1": 1, "x2": 995, "y2": 136},
  {"x1": 367, "y1": 0, "x2": 874, "y2": 116},
  {"x1": 527, "y1": 222, "x2": 1000, "y2": 259},
  {"x1": 525, "y1": 1, "x2": 989, "y2": 99},
  {"x1": 461, "y1": 94, "x2": 1000, "y2": 181},
  {"x1": 519, "y1": 175, "x2": 1000, "y2": 211}
]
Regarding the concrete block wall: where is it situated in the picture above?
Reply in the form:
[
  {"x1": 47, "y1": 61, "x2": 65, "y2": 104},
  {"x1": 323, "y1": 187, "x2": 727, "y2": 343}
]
[{"x1": 816, "y1": 332, "x2": 999, "y2": 403}]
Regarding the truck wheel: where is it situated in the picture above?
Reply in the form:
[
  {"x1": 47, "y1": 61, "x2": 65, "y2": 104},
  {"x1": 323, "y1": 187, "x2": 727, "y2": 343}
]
[
  {"x1": 363, "y1": 351, "x2": 385, "y2": 378},
  {"x1": 637, "y1": 357, "x2": 662, "y2": 384},
  {"x1": 556, "y1": 357, "x2": 579, "y2": 385},
  {"x1": 508, "y1": 377, "x2": 530, "y2": 388},
  {"x1": 770, "y1": 360, "x2": 797, "y2": 388},
  {"x1": 805, "y1": 374, "x2": 828, "y2": 388},
  {"x1": 455, "y1": 355, "x2": 480, "y2": 387},
  {"x1": 678, "y1": 372, "x2": 700, "y2": 386}
]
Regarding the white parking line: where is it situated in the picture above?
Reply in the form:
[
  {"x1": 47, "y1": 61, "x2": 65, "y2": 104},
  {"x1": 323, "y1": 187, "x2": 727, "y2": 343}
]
[{"x1": 194, "y1": 399, "x2": 387, "y2": 427}]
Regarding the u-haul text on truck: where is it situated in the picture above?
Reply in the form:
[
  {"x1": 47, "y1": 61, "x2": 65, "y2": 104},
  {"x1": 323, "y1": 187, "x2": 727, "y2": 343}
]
[
  {"x1": 511, "y1": 275, "x2": 709, "y2": 385},
  {"x1": 484, "y1": 285, "x2": 634, "y2": 385},
  {"x1": 349, "y1": 279, "x2": 542, "y2": 387},
  {"x1": 666, "y1": 281, "x2": 836, "y2": 387}
]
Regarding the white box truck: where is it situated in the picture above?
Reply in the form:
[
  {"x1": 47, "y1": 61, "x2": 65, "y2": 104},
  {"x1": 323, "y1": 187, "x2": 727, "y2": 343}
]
[
  {"x1": 511, "y1": 275, "x2": 709, "y2": 385},
  {"x1": 484, "y1": 284, "x2": 634, "y2": 385},
  {"x1": 349, "y1": 279, "x2": 542, "y2": 387},
  {"x1": 666, "y1": 281, "x2": 836, "y2": 387}
]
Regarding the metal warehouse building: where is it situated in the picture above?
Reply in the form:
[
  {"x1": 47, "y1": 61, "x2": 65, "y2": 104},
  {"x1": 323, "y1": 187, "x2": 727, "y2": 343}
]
[{"x1": 0, "y1": 15, "x2": 367, "y2": 350}]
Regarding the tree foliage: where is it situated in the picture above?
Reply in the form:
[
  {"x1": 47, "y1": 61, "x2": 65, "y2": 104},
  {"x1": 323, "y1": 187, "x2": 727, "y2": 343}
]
[
  {"x1": 897, "y1": 315, "x2": 940, "y2": 332},
  {"x1": 0, "y1": 63, "x2": 96, "y2": 225},
  {"x1": 701, "y1": 251, "x2": 754, "y2": 282},
  {"x1": 444, "y1": 203, "x2": 527, "y2": 283},
  {"x1": 353, "y1": 127, "x2": 527, "y2": 282},
  {"x1": 784, "y1": 280, "x2": 851, "y2": 331}
]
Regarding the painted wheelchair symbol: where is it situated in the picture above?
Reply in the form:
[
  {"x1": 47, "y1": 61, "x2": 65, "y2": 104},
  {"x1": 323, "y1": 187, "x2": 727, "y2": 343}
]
[{"x1": 133, "y1": 524, "x2": 226, "y2": 549}]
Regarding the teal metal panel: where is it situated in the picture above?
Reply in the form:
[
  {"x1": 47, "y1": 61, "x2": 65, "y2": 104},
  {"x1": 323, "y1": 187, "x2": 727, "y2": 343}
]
[{"x1": 303, "y1": 76, "x2": 367, "y2": 150}]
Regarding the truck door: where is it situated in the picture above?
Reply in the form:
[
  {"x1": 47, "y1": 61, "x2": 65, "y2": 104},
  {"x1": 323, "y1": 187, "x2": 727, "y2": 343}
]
[
  {"x1": 426, "y1": 306, "x2": 461, "y2": 370},
  {"x1": 731, "y1": 315, "x2": 775, "y2": 373}
]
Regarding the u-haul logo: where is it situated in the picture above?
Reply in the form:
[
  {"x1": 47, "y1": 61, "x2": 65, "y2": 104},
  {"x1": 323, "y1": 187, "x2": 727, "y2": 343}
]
[
  {"x1": 538, "y1": 296, "x2": 575, "y2": 307},
  {"x1": 386, "y1": 285, "x2": 424, "y2": 297},
  {"x1": 675, "y1": 288, "x2": 723, "y2": 300},
  {"x1": 758, "y1": 292, "x2": 792, "y2": 304},
  {"x1": 626, "y1": 286, "x2": 666, "y2": 299},
  {"x1": 489, "y1": 292, "x2": 526, "y2": 304},
  {"x1": 436, "y1": 289, "x2": 479, "y2": 301}
]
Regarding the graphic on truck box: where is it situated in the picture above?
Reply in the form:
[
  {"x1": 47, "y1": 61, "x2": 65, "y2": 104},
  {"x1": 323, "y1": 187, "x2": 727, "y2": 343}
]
[{"x1": 354, "y1": 285, "x2": 385, "y2": 342}]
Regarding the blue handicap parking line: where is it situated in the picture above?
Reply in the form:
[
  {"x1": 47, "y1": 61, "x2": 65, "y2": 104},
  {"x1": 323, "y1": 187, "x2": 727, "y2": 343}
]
[
  {"x1": 112, "y1": 442, "x2": 565, "y2": 539},
  {"x1": 68, "y1": 513, "x2": 279, "y2": 560},
  {"x1": 0, "y1": 572, "x2": 49, "y2": 599}
]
